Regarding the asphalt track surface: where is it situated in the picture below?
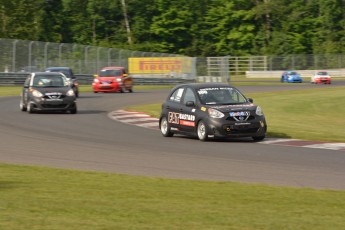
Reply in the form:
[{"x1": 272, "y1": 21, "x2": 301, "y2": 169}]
[{"x1": 1, "y1": 82, "x2": 345, "y2": 190}]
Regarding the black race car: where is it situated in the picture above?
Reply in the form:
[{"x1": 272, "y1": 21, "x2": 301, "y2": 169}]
[
  {"x1": 20, "y1": 72, "x2": 77, "y2": 114},
  {"x1": 159, "y1": 83, "x2": 267, "y2": 141}
]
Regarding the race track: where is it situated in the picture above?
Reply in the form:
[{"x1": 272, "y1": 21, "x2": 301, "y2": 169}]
[{"x1": 1, "y1": 82, "x2": 345, "y2": 190}]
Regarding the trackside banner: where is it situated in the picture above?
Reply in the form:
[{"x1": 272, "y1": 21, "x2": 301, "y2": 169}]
[{"x1": 128, "y1": 57, "x2": 193, "y2": 74}]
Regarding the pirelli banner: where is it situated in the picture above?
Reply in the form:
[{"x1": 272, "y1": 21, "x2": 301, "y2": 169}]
[{"x1": 128, "y1": 57, "x2": 194, "y2": 78}]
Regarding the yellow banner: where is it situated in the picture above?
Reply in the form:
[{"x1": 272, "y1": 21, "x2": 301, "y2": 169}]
[{"x1": 128, "y1": 57, "x2": 191, "y2": 74}]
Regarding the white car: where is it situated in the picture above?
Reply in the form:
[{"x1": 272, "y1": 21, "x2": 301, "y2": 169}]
[{"x1": 311, "y1": 71, "x2": 331, "y2": 84}]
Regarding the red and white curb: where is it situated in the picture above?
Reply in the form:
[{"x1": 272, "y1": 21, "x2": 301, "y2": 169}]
[
  {"x1": 108, "y1": 110, "x2": 159, "y2": 130},
  {"x1": 108, "y1": 110, "x2": 345, "y2": 151},
  {"x1": 259, "y1": 138, "x2": 345, "y2": 151}
]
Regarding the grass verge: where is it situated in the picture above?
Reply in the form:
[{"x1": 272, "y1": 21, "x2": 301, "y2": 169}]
[{"x1": 1, "y1": 163, "x2": 345, "y2": 230}]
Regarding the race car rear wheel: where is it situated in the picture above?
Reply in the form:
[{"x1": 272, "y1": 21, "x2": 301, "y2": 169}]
[
  {"x1": 197, "y1": 120, "x2": 208, "y2": 141},
  {"x1": 160, "y1": 117, "x2": 173, "y2": 137}
]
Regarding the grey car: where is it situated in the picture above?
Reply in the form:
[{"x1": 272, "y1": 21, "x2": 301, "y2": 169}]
[
  {"x1": 159, "y1": 83, "x2": 267, "y2": 141},
  {"x1": 20, "y1": 72, "x2": 77, "y2": 114}
]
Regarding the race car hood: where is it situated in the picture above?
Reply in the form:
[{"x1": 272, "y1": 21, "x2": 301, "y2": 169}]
[
  {"x1": 289, "y1": 74, "x2": 301, "y2": 78},
  {"x1": 31, "y1": 87, "x2": 73, "y2": 96},
  {"x1": 208, "y1": 104, "x2": 257, "y2": 113}
]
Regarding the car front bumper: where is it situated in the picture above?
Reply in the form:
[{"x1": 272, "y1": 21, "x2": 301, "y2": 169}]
[
  {"x1": 315, "y1": 78, "x2": 331, "y2": 84},
  {"x1": 92, "y1": 82, "x2": 122, "y2": 92},
  {"x1": 206, "y1": 117, "x2": 267, "y2": 138},
  {"x1": 30, "y1": 97, "x2": 76, "y2": 111},
  {"x1": 288, "y1": 78, "x2": 302, "y2": 83}
]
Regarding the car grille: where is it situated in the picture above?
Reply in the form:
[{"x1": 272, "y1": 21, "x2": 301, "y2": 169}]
[
  {"x1": 43, "y1": 95, "x2": 66, "y2": 99},
  {"x1": 226, "y1": 115, "x2": 255, "y2": 122},
  {"x1": 41, "y1": 104, "x2": 68, "y2": 109}
]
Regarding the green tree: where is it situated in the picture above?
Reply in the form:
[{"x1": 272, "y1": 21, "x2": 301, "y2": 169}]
[
  {"x1": 0, "y1": 0, "x2": 44, "y2": 40},
  {"x1": 203, "y1": 0, "x2": 258, "y2": 56},
  {"x1": 150, "y1": 0, "x2": 209, "y2": 55},
  {"x1": 39, "y1": 0, "x2": 65, "y2": 42}
]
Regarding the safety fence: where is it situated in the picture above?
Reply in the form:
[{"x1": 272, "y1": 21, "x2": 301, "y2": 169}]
[
  {"x1": 0, "y1": 38, "x2": 196, "y2": 79},
  {"x1": 2, "y1": 38, "x2": 345, "y2": 84}
]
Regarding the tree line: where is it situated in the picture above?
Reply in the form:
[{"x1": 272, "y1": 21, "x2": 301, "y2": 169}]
[{"x1": 1, "y1": 0, "x2": 345, "y2": 57}]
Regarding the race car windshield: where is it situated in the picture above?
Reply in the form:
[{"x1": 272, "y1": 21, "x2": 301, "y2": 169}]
[
  {"x1": 99, "y1": 70, "x2": 122, "y2": 77},
  {"x1": 317, "y1": 72, "x2": 328, "y2": 75},
  {"x1": 33, "y1": 76, "x2": 67, "y2": 87},
  {"x1": 288, "y1": 72, "x2": 298, "y2": 75},
  {"x1": 197, "y1": 87, "x2": 248, "y2": 105}
]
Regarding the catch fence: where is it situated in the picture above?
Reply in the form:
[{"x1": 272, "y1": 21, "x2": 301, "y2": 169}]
[{"x1": 1, "y1": 38, "x2": 345, "y2": 84}]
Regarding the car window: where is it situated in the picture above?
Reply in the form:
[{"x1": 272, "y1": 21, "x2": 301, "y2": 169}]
[
  {"x1": 46, "y1": 68, "x2": 74, "y2": 78},
  {"x1": 197, "y1": 87, "x2": 247, "y2": 105},
  {"x1": 33, "y1": 75, "x2": 66, "y2": 87},
  {"x1": 100, "y1": 69, "x2": 122, "y2": 77},
  {"x1": 182, "y1": 88, "x2": 196, "y2": 104},
  {"x1": 169, "y1": 87, "x2": 185, "y2": 103}
]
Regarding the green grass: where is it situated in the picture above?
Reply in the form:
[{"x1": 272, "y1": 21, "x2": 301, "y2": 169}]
[
  {"x1": 1, "y1": 163, "x2": 345, "y2": 230},
  {"x1": 127, "y1": 87, "x2": 345, "y2": 142},
  {"x1": 0, "y1": 86, "x2": 22, "y2": 96},
  {"x1": 247, "y1": 87, "x2": 345, "y2": 142}
]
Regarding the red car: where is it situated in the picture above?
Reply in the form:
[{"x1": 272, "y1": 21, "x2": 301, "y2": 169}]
[
  {"x1": 311, "y1": 71, "x2": 331, "y2": 84},
  {"x1": 92, "y1": 67, "x2": 134, "y2": 93}
]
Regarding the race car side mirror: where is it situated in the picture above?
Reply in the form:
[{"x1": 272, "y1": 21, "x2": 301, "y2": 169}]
[{"x1": 248, "y1": 98, "x2": 253, "y2": 103}]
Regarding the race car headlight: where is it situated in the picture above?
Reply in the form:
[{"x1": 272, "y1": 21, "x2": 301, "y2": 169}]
[
  {"x1": 66, "y1": 89, "x2": 75, "y2": 96},
  {"x1": 256, "y1": 106, "x2": 264, "y2": 116},
  {"x1": 208, "y1": 108, "x2": 224, "y2": 118},
  {"x1": 32, "y1": 90, "x2": 43, "y2": 98},
  {"x1": 116, "y1": 78, "x2": 122, "y2": 82},
  {"x1": 93, "y1": 78, "x2": 99, "y2": 83}
]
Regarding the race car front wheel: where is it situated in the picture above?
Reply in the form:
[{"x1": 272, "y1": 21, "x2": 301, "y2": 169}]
[
  {"x1": 160, "y1": 117, "x2": 173, "y2": 137},
  {"x1": 252, "y1": 135, "x2": 265, "y2": 141},
  {"x1": 20, "y1": 99, "x2": 27, "y2": 111},
  {"x1": 27, "y1": 102, "x2": 34, "y2": 114},
  {"x1": 197, "y1": 120, "x2": 208, "y2": 141}
]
